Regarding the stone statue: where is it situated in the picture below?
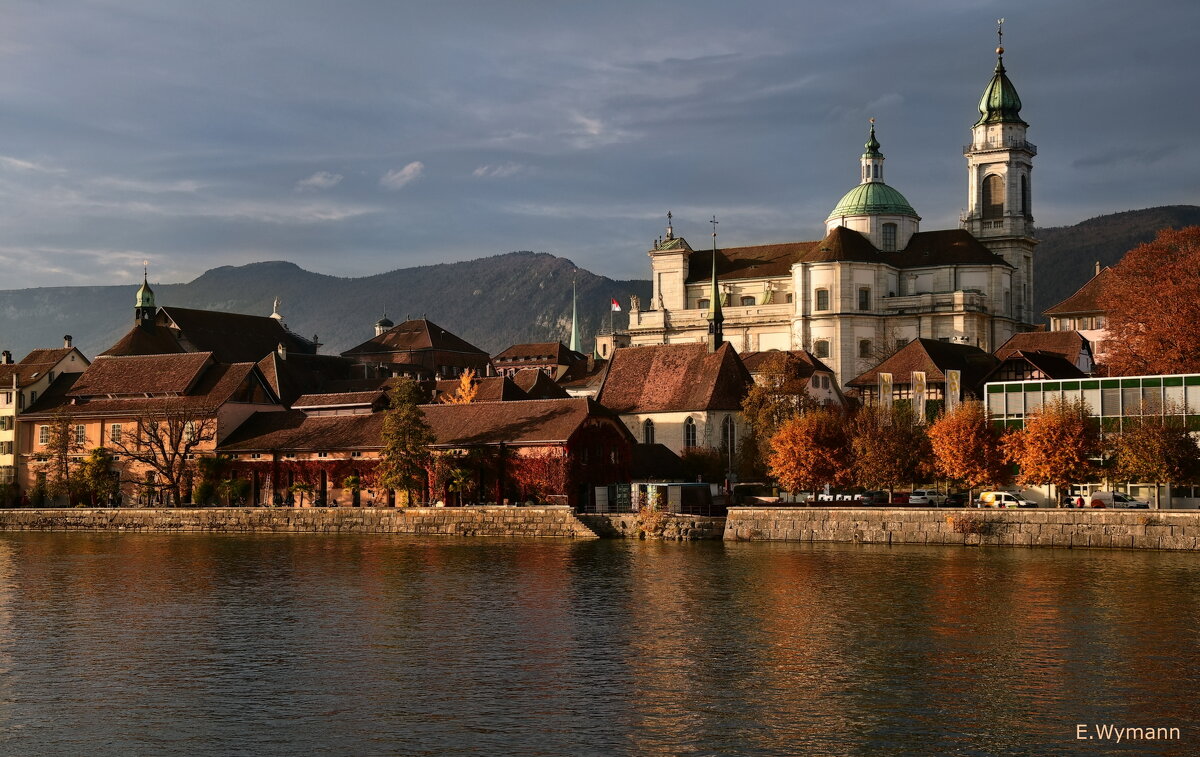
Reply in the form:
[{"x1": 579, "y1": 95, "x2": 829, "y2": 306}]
[{"x1": 630, "y1": 294, "x2": 641, "y2": 312}]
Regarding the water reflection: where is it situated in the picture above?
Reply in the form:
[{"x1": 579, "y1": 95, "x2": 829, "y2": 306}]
[{"x1": 0, "y1": 534, "x2": 1195, "y2": 755}]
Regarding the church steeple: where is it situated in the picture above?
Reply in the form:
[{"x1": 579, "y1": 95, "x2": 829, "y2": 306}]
[
  {"x1": 706, "y1": 216, "x2": 724, "y2": 353},
  {"x1": 569, "y1": 276, "x2": 581, "y2": 353},
  {"x1": 976, "y1": 20, "x2": 1026, "y2": 127},
  {"x1": 860, "y1": 119, "x2": 885, "y2": 183},
  {"x1": 135, "y1": 261, "x2": 155, "y2": 326}
]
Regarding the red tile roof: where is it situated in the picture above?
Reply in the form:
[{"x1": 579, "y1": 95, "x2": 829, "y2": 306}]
[
  {"x1": 512, "y1": 369, "x2": 571, "y2": 399},
  {"x1": 161, "y1": 306, "x2": 317, "y2": 363},
  {"x1": 596, "y1": 342, "x2": 751, "y2": 413},
  {"x1": 494, "y1": 342, "x2": 581, "y2": 365},
  {"x1": 847, "y1": 338, "x2": 999, "y2": 392},
  {"x1": 100, "y1": 324, "x2": 187, "y2": 358},
  {"x1": 685, "y1": 242, "x2": 813, "y2": 284},
  {"x1": 1043, "y1": 267, "x2": 1112, "y2": 316},
  {"x1": 70, "y1": 353, "x2": 214, "y2": 397},
  {"x1": 433, "y1": 376, "x2": 528, "y2": 402},
  {"x1": 739, "y1": 349, "x2": 834, "y2": 378},
  {"x1": 292, "y1": 391, "x2": 388, "y2": 409},
  {"x1": 0, "y1": 348, "x2": 81, "y2": 388},
  {"x1": 342, "y1": 318, "x2": 488, "y2": 357},
  {"x1": 994, "y1": 331, "x2": 1091, "y2": 366}
]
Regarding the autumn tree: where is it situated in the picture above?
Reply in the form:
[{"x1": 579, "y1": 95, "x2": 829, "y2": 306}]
[
  {"x1": 378, "y1": 378, "x2": 435, "y2": 505},
  {"x1": 927, "y1": 401, "x2": 1009, "y2": 498},
  {"x1": 741, "y1": 352, "x2": 819, "y2": 470},
  {"x1": 109, "y1": 404, "x2": 217, "y2": 506},
  {"x1": 78, "y1": 447, "x2": 119, "y2": 506},
  {"x1": 767, "y1": 407, "x2": 854, "y2": 494},
  {"x1": 40, "y1": 407, "x2": 83, "y2": 504},
  {"x1": 439, "y1": 369, "x2": 479, "y2": 404},
  {"x1": 848, "y1": 403, "x2": 931, "y2": 500},
  {"x1": 1002, "y1": 397, "x2": 1100, "y2": 502},
  {"x1": 1109, "y1": 414, "x2": 1200, "y2": 508},
  {"x1": 1102, "y1": 226, "x2": 1200, "y2": 375}
]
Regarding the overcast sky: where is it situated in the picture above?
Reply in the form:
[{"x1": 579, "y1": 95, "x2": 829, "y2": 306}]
[{"x1": 0, "y1": 0, "x2": 1196, "y2": 289}]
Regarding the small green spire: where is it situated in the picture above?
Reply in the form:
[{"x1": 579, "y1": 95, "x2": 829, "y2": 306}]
[
  {"x1": 569, "y1": 276, "x2": 581, "y2": 353},
  {"x1": 975, "y1": 40, "x2": 1025, "y2": 126},
  {"x1": 863, "y1": 120, "x2": 882, "y2": 158},
  {"x1": 135, "y1": 263, "x2": 154, "y2": 308}
]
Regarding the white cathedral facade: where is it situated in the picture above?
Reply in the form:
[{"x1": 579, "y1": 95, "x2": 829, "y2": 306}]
[{"x1": 627, "y1": 42, "x2": 1037, "y2": 388}]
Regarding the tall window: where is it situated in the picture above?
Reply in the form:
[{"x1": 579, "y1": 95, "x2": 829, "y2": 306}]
[
  {"x1": 815, "y1": 289, "x2": 830, "y2": 311},
  {"x1": 721, "y1": 416, "x2": 736, "y2": 469},
  {"x1": 642, "y1": 418, "x2": 655, "y2": 445},
  {"x1": 982, "y1": 174, "x2": 1004, "y2": 219},
  {"x1": 881, "y1": 223, "x2": 897, "y2": 252},
  {"x1": 814, "y1": 340, "x2": 830, "y2": 358},
  {"x1": 39, "y1": 426, "x2": 49, "y2": 445},
  {"x1": 110, "y1": 424, "x2": 122, "y2": 445},
  {"x1": 857, "y1": 287, "x2": 871, "y2": 311},
  {"x1": 1020, "y1": 175, "x2": 1030, "y2": 218},
  {"x1": 859, "y1": 339, "x2": 873, "y2": 358},
  {"x1": 74, "y1": 425, "x2": 86, "y2": 446},
  {"x1": 683, "y1": 417, "x2": 697, "y2": 449}
]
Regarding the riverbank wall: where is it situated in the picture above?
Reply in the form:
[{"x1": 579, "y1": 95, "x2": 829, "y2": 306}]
[
  {"x1": 0, "y1": 506, "x2": 599, "y2": 539},
  {"x1": 578, "y1": 513, "x2": 725, "y2": 541},
  {"x1": 726, "y1": 507, "x2": 1200, "y2": 551}
]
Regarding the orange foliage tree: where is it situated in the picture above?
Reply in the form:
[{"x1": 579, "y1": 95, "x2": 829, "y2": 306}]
[
  {"x1": 767, "y1": 407, "x2": 854, "y2": 493},
  {"x1": 1001, "y1": 397, "x2": 1100, "y2": 501},
  {"x1": 439, "y1": 369, "x2": 479, "y2": 404},
  {"x1": 1108, "y1": 415, "x2": 1200, "y2": 507},
  {"x1": 927, "y1": 401, "x2": 1009, "y2": 497},
  {"x1": 848, "y1": 403, "x2": 931, "y2": 498},
  {"x1": 1102, "y1": 226, "x2": 1200, "y2": 375}
]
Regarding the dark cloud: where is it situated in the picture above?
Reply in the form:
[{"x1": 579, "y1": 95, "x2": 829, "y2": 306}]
[{"x1": 0, "y1": 0, "x2": 1196, "y2": 289}]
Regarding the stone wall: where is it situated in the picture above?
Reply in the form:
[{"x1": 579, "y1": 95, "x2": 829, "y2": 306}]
[
  {"x1": 0, "y1": 506, "x2": 599, "y2": 539},
  {"x1": 578, "y1": 513, "x2": 725, "y2": 541},
  {"x1": 725, "y1": 507, "x2": 1200, "y2": 551}
]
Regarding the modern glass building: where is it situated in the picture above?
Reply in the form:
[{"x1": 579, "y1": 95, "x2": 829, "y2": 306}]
[{"x1": 985, "y1": 373, "x2": 1200, "y2": 507}]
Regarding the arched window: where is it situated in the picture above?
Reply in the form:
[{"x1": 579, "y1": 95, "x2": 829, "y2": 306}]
[
  {"x1": 881, "y1": 223, "x2": 897, "y2": 252},
  {"x1": 683, "y1": 417, "x2": 697, "y2": 449},
  {"x1": 642, "y1": 419, "x2": 655, "y2": 445},
  {"x1": 859, "y1": 339, "x2": 872, "y2": 358},
  {"x1": 814, "y1": 340, "x2": 830, "y2": 358},
  {"x1": 721, "y1": 416, "x2": 736, "y2": 469},
  {"x1": 1021, "y1": 175, "x2": 1030, "y2": 218},
  {"x1": 740, "y1": 296, "x2": 755, "y2": 306},
  {"x1": 982, "y1": 174, "x2": 1004, "y2": 219}
]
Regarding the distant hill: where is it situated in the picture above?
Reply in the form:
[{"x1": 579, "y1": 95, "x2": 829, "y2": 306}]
[
  {"x1": 1033, "y1": 205, "x2": 1200, "y2": 319},
  {"x1": 0, "y1": 252, "x2": 652, "y2": 360}
]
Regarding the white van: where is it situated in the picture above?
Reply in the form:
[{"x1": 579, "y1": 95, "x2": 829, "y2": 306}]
[
  {"x1": 977, "y1": 491, "x2": 1037, "y2": 508},
  {"x1": 1087, "y1": 491, "x2": 1150, "y2": 509},
  {"x1": 909, "y1": 489, "x2": 946, "y2": 506}
]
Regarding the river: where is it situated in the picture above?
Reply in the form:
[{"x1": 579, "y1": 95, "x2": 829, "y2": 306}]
[{"x1": 0, "y1": 533, "x2": 1195, "y2": 755}]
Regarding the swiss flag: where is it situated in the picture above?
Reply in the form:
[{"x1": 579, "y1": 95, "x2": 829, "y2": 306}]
[{"x1": 610, "y1": 298, "x2": 622, "y2": 312}]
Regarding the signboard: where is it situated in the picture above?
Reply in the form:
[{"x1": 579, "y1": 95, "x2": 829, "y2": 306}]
[
  {"x1": 879, "y1": 372, "x2": 893, "y2": 409},
  {"x1": 912, "y1": 371, "x2": 927, "y2": 423},
  {"x1": 946, "y1": 369, "x2": 962, "y2": 412}
]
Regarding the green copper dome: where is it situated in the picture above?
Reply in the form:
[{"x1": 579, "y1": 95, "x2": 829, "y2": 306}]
[
  {"x1": 827, "y1": 182, "x2": 918, "y2": 220},
  {"x1": 975, "y1": 52, "x2": 1025, "y2": 126}
]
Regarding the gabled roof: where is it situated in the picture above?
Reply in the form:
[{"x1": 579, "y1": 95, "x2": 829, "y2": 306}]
[
  {"x1": 160, "y1": 306, "x2": 316, "y2": 363},
  {"x1": 685, "y1": 242, "x2": 813, "y2": 284},
  {"x1": 342, "y1": 318, "x2": 488, "y2": 357},
  {"x1": 994, "y1": 331, "x2": 1092, "y2": 366},
  {"x1": 988, "y1": 350, "x2": 1087, "y2": 381},
  {"x1": 739, "y1": 350, "x2": 834, "y2": 377},
  {"x1": 220, "y1": 397, "x2": 628, "y2": 452},
  {"x1": 512, "y1": 369, "x2": 571, "y2": 400},
  {"x1": 888, "y1": 229, "x2": 1011, "y2": 268},
  {"x1": 100, "y1": 324, "x2": 187, "y2": 358},
  {"x1": 292, "y1": 391, "x2": 388, "y2": 410},
  {"x1": 1043, "y1": 267, "x2": 1112, "y2": 316},
  {"x1": 0, "y1": 347, "x2": 84, "y2": 388},
  {"x1": 494, "y1": 342, "x2": 582, "y2": 365},
  {"x1": 70, "y1": 353, "x2": 214, "y2": 398},
  {"x1": 558, "y1": 356, "x2": 609, "y2": 393},
  {"x1": 255, "y1": 352, "x2": 360, "y2": 406},
  {"x1": 596, "y1": 342, "x2": 751, "y2": 414},
  {"x1": 433, "y1": 376, "x2": 529, "y2": 402},
  {"x1": 847, "y1": 338, "x2": 999, "y2": 392}
]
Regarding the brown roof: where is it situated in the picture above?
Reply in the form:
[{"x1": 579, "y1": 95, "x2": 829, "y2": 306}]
[
  {"x1": 1043, "y1": 266, "x2": 1113, "y2": 316},
  {"x1": 24, "y1": 361, "x2": 270, "y2": 419},
  {"x1": 888, "y1": 229, "x2": 1011, "y2": 268},
  {"x1": 739, "y1": 349, "x2": 834, "y2": 378},
  {"x1": 989, "y1": 350, "x2": 1087, "y2": 381},
  {"x1": 994, "y1": 331, "x2": 1091, "y2": 366},
  {"x1": 70, "y1": 353, "x2": 214, "y2": 397},
  {"x1": 342, "y1": 318, "x2": 488, "y2": 357},
  {"x1": 221, "y1": 397, "x2": 628, "y2": 452},
  {"x1": 292, "y1": 391, "x2": 388, "y2": 409},
  {"x1": 685, "y1": 242, "x2": 814, "y2": 284},
  {"x1": 558, "y1": 356, "x2": 608, "y2": 390},
  {"x1": 0, "y1": 347, "x2": 82, "y2": 388},
  {"x1": 100, "y1": 324, "x2": 187, "y2": 358},
  {"x1": 494, "y1": 342, "x2": 581, "y2": 365},
  {"x1": 161, "y1": 306, "x2": 317, "y2": 363},
  {"x1": 796, "y1": 226, "x2": 881, "y2": 264},
  {"x1": 596, "y1": 342, "x2": 751, "y2": 414},
  {"x1": 631, "y1": 443, "x2": 686, "y2": 480},
  {"x1": 256, "y1": 352, "x2": 361, "y2": 406},
  {"x1": 433, "y1": 376, "x2": 528, "y2": 402},
  {"x1": 512, "y1": 369, "x2": 571, "y2": 399},
  {"x1": 848, "y1": 338, "x2": 999, "y2": 393}
]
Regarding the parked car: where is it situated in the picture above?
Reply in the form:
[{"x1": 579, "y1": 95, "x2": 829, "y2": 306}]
[
  {"x1": 1088, "y1": 491, "x2": 1150, "y2": 509},
  {"x1": 909, "y1": 489, "x2": 947, "y2": 506},
  {"x1": 944, "y1": 493, "x2": 968, "y2": 507},
  {"x1": 978, "y1": 491, "x2": 1038, "y2": 508},
  {"x1": 857, "y1": 490, "x2": 889, "y2": 506}
]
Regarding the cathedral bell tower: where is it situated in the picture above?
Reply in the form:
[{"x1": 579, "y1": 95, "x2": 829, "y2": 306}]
[
  {"x1": 135, "y1": 263, "x2": 156, "y2": 327},
  {"x1": 962, "y1": 22, "x2": 1037, "y2": 327}
]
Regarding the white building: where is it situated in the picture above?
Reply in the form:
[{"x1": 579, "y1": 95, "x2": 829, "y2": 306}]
[{"x1": 627, "y1": 42, "x2": 1037, "y2": 388}]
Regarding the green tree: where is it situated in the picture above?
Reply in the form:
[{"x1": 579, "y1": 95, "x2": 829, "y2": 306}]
[
  {"x1": 1109, "y1": 414, "x2": 1200, "y2": 508},
  {"x1": 41, "y1": 408, "x2": 83, "y2": 504},
  {"x1": 78, "y1": 447, "x2": 119, "y2": 506},
  {"x1": 378, "y1": 378, "x2": 436, "y2": 505},
  {"x1": 848, "y1": 403, "x2": 931, "y2": 500}
]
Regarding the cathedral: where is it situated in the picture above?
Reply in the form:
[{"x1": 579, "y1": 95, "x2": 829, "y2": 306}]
[{"x1": 626, "y1": 39, "x2": 1037, "y2": 388}]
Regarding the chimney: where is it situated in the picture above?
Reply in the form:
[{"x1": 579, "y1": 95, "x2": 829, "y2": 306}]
[
  {"x1": 1094, "y1": 260, "x2": 1101, "y2": 277},
  {"x1": 277, "y1": 342, "x2": 287, "y2": 360},
  {"x1": 63, "y1": 335, "x2": 73, "y2": 349},
  {"x1": 1, "y1": 350, "x2": 11, "y2": 364}
]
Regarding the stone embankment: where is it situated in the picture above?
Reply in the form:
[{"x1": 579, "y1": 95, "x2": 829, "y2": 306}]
[
  {"x1": 0, "y1": 506, "x2": 599, "y2": 539},
  {"x1": 578, "y1": 513, "x2": 725, "y2": 540},
  {"x1": 726, "y1": 507, "x2": 1200, "y2": 551}
]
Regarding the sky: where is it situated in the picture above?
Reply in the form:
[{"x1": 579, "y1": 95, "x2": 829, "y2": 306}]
[{"x1": 0, "y1": 0, "x2": 1196, "y2": 289}]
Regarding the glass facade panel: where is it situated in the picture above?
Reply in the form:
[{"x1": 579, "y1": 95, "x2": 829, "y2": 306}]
[
  {"x1": 1122, "y1": 387, "x2": 1142, "y2": 414},
  {"x1": 1024, "y1": 391, "x2": 1042, "y2": 413},
  {"x1": 1101, "y1": 387, "x2": 1120, "y2": 415},
  {"x1": 1187, "y1": 385, "x2": 1200, "y2": 411},
  {"x1": 988, "y1": 391, "x2": 1005, "y2": 418},
  {"x1": 1165, "y1": 384, "x2": 1185, "y2": 410},
  {"x1": 1007, "y1": 392, "x2": 1023, "y2": 417},
  {"x1": 1141, "y1": 386, "x2": 1163, "y2": 415}
]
